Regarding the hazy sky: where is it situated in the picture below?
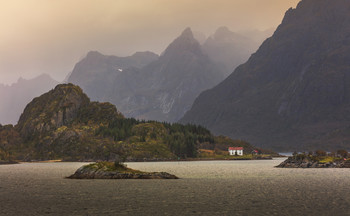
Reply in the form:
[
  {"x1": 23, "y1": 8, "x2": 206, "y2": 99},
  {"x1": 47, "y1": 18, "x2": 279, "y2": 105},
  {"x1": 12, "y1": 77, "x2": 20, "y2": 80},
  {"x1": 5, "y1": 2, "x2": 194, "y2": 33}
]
[{"x1": 0, "y1": 0, "x2": 300, "y2": 84}]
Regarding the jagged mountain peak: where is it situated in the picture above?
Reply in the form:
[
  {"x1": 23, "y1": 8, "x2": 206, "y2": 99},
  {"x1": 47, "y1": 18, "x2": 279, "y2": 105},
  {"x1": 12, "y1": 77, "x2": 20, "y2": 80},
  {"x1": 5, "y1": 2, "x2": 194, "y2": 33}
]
[
  {"x1": 180, "y1": 27, "x2": 194, "y2": 38},
  {"x1": 86, "y1": 50, "x2": 104, "y2": 59},
  {"x1": 211, "y1": 26, "x2": 248, "y2": 42},
  {"x1": 161, "y1": 28, "x2": 203, "y2": 58}
]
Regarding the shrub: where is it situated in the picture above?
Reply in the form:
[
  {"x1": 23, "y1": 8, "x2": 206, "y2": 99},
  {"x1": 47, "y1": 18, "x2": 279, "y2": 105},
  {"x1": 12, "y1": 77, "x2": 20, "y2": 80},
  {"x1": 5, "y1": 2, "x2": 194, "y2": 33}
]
[{"x1": 337, "y1": 149, "x2": 348, "y2": 158}]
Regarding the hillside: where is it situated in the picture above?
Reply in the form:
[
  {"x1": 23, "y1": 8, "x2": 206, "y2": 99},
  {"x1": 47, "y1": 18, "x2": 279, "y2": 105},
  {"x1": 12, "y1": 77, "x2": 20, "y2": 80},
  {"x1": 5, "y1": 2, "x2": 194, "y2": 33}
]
[
  {"x1": 180, "y1": 0, "x2": 350, "y2": 151},
  {"x1": 0, "y1": 84, "x2": 260, "y2": 162}
]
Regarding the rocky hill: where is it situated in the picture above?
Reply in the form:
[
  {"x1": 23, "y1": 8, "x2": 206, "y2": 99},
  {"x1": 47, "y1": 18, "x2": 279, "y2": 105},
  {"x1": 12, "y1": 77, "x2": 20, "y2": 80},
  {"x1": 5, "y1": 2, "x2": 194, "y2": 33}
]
[
  {"x1": 0, "y1": 74, "x2": 59, "y2": 125},
  {"x1": 180, "y1": 0, "x2": 350, "y2": 151},
  {"x1": 0, "y1": 84, "x2": 259, "y2": 162}
]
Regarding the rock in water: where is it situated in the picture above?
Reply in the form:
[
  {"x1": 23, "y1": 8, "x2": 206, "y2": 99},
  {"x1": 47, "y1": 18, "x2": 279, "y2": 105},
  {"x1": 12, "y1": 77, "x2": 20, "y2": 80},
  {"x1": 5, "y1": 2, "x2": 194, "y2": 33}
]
[{"x1": 67, "y1": 162, "x2": 179, "y2": 179}]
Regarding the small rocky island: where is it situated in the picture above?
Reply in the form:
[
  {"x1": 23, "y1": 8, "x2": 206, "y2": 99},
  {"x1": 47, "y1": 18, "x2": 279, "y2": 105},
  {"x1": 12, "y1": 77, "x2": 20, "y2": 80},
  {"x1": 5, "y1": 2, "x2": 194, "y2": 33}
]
[
  {"x1": 276, "y1": 153, "x2": 350, "y2": 168},
  {"x1": 67, "y1": 162, "x2": 179, "y2": 179}
]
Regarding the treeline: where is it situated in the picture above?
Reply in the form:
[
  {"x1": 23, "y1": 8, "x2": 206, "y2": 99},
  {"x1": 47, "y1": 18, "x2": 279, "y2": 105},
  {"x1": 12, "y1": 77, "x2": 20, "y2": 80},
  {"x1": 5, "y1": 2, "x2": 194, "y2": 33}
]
[
  {"x1": 162, "y1": 123, "x2": 215, "y2": 158},
  {"x1": 95, "y1": 118, "x2": 215, "y2": 158},
  {"x1": 95, "y1": 118, "x2": 140, "y2": 141}
]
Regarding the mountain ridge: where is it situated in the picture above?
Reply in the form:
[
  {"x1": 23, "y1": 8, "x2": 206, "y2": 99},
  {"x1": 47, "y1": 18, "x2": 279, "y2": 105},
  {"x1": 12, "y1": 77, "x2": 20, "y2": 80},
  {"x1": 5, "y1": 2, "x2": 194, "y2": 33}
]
[{"x1": 180, "y1": 0, "x2": 350, "y2": 151}]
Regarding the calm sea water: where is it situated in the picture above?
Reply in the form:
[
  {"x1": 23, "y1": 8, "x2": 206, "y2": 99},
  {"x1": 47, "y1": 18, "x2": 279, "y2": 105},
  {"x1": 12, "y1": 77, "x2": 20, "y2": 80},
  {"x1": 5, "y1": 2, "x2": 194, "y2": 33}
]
[{"x1": 1, "y1": 159, "x2": 350, "y2": 216}]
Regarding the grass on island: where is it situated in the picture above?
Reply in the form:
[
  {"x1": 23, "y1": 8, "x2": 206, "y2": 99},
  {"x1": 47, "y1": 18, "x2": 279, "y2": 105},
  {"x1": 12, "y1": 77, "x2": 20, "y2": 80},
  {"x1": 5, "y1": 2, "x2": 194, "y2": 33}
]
[
  {"x1": 84, "y1": 161, "x2": 145, "y2": 174},
  {"x1": 292, "y1": 153, "x2": 343, "y2": 164}
]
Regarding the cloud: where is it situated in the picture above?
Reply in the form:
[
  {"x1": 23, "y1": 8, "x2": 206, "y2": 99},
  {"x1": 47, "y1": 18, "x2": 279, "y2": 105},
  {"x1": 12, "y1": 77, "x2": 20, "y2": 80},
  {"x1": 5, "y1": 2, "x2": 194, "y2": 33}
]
[{"x1": 0, "y1": 0, "x2": 300, "y2": 84}]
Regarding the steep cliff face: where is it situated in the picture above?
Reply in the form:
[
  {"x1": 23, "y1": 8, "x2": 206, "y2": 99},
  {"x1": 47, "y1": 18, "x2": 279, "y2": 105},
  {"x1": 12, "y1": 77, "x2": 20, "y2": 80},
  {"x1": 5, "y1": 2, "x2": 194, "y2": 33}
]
[
  {"x1": 13, "y1": 84, "x2": 124, "y2": 160},
  {"x1": 181, "y1": 0, "x2": 350, "y2": 151},
  {"x1": 16, "y1": 84, "x2": 91, "y2": 139}
]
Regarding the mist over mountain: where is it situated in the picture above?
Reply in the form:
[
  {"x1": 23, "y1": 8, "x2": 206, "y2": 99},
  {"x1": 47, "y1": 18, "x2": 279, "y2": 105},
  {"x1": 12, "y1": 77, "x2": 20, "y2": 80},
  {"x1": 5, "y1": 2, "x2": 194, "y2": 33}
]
[
  {"x1": 67, "y1": 51, "x2": 159, "y2": 102},
  {"x1": 203, "y1": 26, "x2": 260, "y2": 77},
  {"x1": 68, "y1": 28, "x2": 225, "y2": 122},
  {"x1": 0, "y1": 74, "x2": 59, "y2": 125},
  {"x1": 180, "y1": 0, "x2": 350, "y2": 151}
]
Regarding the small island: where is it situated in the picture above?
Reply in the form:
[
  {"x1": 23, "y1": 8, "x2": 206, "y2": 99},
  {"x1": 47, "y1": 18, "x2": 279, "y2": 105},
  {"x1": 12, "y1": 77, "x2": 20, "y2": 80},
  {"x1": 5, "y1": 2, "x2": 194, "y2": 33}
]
[
  {"x1": 67, "y1": 161, "x2": 179, "y2": 179},
  {"x1": 276, "y1": 150, "x2": 350, "y2": 168}
]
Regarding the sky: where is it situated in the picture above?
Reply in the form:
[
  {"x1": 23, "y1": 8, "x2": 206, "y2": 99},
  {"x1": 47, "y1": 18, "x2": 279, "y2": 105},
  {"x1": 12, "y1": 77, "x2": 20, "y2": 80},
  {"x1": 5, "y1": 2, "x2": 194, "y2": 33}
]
[{"x1": 0, "y1": 0, "x2": 300, "y2": 85}]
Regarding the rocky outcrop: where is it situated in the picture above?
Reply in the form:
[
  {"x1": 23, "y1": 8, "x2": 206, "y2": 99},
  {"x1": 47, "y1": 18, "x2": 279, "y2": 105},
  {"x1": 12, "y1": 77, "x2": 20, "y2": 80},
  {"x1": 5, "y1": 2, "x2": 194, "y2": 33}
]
[
  {"x1": 276, "y1": 157, "x2": 350, "y2": 168},
  {"x1": 12, "y1": 84, "x2": 124, "y2": 161},
  {"x1": 180, "y1": 0, "x2": 350, "y2": 151},
  {"x1": 67, "y1": 162, "x2": 179, "y2": 179},
  {"x1": 16, "y1": 84, "x2": 90, "y2": 136}
]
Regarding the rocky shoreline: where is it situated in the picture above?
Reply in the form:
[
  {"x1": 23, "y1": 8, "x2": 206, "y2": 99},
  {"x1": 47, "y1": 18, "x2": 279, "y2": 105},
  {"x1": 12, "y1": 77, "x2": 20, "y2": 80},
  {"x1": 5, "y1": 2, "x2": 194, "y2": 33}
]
[
  {"x1": 67, "y1": 162, "x2": 179, "y2": 179},
  {"x1": 0, "y1": 161, "x2": 18, "y2": 165},
  {"x1": 276, "y1": 157, "x2": 350, "y2": 168}
]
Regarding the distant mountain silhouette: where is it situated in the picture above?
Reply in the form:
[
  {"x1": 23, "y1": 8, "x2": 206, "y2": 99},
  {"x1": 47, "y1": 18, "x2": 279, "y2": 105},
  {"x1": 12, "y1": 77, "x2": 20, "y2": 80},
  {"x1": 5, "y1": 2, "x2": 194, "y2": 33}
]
[
  {"x1": 0, "y1": 74, "x2": 59, "y2": 125},
  {"x1": 67, "y1": 51, "x2": 159, "y2": 102},
  {"x1": 68, "y1": 28, "x2": 225, "y2": 122},
  {"x1": 180, "y1": 0, "x2": 350, "y2": 151},
  {"x1": 202, "y1": 26, "x2": 259, "y2": 77}
]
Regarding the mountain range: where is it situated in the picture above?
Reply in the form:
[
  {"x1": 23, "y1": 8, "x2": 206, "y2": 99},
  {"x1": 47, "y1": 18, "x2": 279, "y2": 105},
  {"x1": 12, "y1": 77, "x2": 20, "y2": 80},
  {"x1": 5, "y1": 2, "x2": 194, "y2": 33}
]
[
  {"x1": 68, "y1": 28, "x2": 230, "y2": 122},
  {"x1": 180, "y1": 0, "x2": 350, "y2": 151}
]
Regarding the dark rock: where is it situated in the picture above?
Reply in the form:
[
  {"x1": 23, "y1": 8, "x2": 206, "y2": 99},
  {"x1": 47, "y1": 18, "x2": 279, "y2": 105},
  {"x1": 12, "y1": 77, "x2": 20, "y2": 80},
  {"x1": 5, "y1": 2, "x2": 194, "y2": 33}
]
[
  {"x1": 276, "y1": 156, "x2": 347, "y2": 168},
  {"x1": 67, "y1": 163, "x2": 179, "y2": 179},
  {"x1": 0, "y1": 161, "x2": 18, "y2": 165}
]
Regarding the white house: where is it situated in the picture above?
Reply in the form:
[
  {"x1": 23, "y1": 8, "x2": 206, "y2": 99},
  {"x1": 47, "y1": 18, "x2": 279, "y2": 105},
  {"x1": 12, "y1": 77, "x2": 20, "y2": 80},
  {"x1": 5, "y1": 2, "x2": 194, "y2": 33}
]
[{"x1": 228, "y1": 147, "x2": 244, "y2": 156}]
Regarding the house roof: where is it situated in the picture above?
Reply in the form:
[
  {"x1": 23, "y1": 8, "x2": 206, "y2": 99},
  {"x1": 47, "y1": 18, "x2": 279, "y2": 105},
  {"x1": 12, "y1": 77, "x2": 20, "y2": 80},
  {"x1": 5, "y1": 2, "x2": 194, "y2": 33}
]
[{"x1": 228, "y1": 147, "x2": 243, "y2": 150}]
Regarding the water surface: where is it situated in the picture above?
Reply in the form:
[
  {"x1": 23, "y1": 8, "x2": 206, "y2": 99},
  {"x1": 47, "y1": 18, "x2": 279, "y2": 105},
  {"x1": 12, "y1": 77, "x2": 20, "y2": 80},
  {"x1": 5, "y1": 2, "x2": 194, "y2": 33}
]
[{"x1": 1, "y1": 159, "x2": 350, "y2": 215}]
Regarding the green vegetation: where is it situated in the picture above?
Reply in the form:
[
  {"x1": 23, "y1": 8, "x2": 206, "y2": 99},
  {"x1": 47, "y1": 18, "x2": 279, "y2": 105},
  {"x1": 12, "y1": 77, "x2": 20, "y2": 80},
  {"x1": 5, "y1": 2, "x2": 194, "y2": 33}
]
[
  {"x1": 84, "y1": 161, "x2": 133, "y2": 172},
  {"x1": 1, "y1": 84, "x2": 271, "y2": 162},
  {"x1": 291, "y1": 150, "x2": 348, "y2": 164}
]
